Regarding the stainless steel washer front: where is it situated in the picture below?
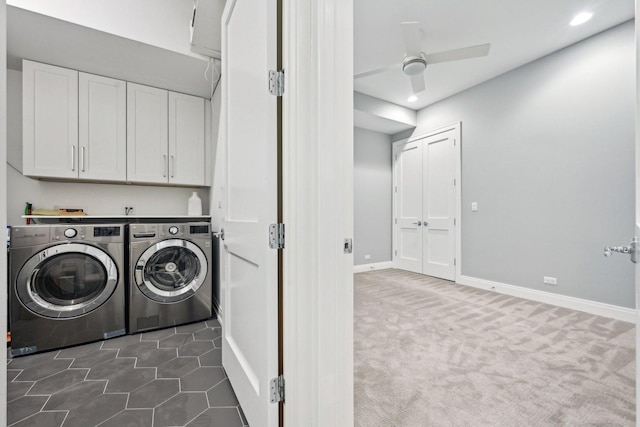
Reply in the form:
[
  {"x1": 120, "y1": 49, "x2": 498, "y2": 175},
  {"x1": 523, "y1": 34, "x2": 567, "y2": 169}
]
[
  {"x1": 135, "y1": 239, "x2": 208, "y2": 303},
  {"x1": 16, "y1": 243, "x2": 119, "y2": 318},
  {"x1": 9, "y1": 224, "x2": 126, "y2": 356},
  {"x1": 128, "y1": 222, "x2": 213, "y2": 334}
]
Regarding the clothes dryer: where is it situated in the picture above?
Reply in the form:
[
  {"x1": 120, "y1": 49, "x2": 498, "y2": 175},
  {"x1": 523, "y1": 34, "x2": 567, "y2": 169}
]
[
  {"x1": 9, "y1": 224, "x2": 126, "y2": 356},
  {"x1": 128, "y1": 222, "x2": 212, "y2": 333}
]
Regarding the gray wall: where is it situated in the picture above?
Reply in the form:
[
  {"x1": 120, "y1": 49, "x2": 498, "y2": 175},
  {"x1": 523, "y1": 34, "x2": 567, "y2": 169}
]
[
  {"x1": 354, "y1": 127, "x2": 392, "y2": 265},
  {"x1": 413, "y1": 21, "x2": 635, "y2": 308}
]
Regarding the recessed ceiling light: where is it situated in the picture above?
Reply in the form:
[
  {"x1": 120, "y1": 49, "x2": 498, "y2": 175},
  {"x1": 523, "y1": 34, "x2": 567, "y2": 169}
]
[
  {"x1": 407, "y1": 95, "x2": 418, "y2": 103},
  {"x1": 570, "y1": 12, "x2": 593, "y2": 26}
]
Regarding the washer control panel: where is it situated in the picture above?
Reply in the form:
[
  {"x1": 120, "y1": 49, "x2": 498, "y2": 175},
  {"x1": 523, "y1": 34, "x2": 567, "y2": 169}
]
[{"x1": 64, "y1": 228, "x2": 77, "y2": 238}]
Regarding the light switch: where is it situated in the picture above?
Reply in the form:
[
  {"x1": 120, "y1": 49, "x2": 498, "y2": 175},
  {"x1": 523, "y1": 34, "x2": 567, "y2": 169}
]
[{"x1": 471, "y1": 202, "x2": 478, "y2": 212}]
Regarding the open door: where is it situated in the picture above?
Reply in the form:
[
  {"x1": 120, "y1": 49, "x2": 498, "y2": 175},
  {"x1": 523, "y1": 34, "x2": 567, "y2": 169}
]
[{"x1": 221, "y1": 1, "x2": 279, "y2": 426}]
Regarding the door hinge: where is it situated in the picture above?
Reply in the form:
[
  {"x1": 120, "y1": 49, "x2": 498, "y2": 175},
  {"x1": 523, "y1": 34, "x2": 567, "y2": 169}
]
[
  {"x1": 269, "y1": 223, "x2": 285, "y2": 249},
  {"x1": 454, "y1": 258, "x2": 456, "y2": 266},
  {"x1": 268, "y1": 70, "x2": 285, "y2": 96},
  {"x1": 453, "y1": 178, "x2": 456, "y2": 186},
  {"x1": 454, "y1": 218, "x2": 456, "y2": 226},
  {"x1": 270, "y1": 375, "x2": 285, "y2": 403},
  {"x1": 394, "y1": 218, "x2": 397, "y2": 224},
  {"x1": 395, "y1": 186, "x2": 397, "y2": 193},
  {"x1": 395, "y1": 249, "x2": 397, "y2": 256}
]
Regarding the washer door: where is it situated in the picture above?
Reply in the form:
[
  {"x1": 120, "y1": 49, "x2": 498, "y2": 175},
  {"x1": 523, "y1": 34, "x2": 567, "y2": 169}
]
[
  {"x1": 16, "y1": 243, "x2": 119, "y2": 319},
  {"x1": 135, "y1": 239, "x2": 208, "y2": 303}
]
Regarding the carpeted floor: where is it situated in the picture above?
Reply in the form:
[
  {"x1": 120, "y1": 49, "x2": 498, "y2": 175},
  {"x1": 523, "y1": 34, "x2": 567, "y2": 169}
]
[{"x1": 354, "y1": 269, "x2": 635, "y2": 426}]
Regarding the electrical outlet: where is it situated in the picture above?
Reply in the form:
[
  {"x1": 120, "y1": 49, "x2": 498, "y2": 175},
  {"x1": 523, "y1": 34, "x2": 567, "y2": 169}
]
[
  {"x1": 543, "y1": 276, "x2": 557, "y2": 285},
  {"x1": 364, "y1": 254, "x2": 371, "y2": 260},
  {"x1": 471, "y1": 202, "x2": 478, "y2": 212}
]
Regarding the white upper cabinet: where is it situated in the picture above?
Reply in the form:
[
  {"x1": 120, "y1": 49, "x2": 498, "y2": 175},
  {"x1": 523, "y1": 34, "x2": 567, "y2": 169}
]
[
  {"x1": 169, "y1": 92, "x2": 205, "y2": 186},
  {"x1": 23, "y1": 60, "x2": 78, "y2": 179},
  {"x1": 79, "y1": 72, "x2": 127, "y2": 181},
  {"x1": 128, "y1": 83, "x2": 205, "y2": 186},
  {"x1": 127, "y1": 82, "x2": 169, "y2": 184},
  {"x1": 22, "y1": 61, "x2": 207, "y2": 186}
]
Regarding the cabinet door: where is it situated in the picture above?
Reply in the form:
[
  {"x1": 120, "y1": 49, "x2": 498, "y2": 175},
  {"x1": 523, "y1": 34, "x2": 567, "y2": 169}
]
[
  {"x1": 79, "y1": 73, "x2": 126, "y2": 181},
  {"x1": 168, "y1": 92, "x2": 205, "y2": 186},
  {"x1": 127, "y1": 83, "x2": 168, "y2": 184},
  {"x1": 23, "y1": 60, "x2": 78, "y2": 179}
]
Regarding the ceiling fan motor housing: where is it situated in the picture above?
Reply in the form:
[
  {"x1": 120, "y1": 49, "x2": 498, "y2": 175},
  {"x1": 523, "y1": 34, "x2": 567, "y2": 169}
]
[{"x1": 402, "y1": 55, "x2": 427, "y2": 76}]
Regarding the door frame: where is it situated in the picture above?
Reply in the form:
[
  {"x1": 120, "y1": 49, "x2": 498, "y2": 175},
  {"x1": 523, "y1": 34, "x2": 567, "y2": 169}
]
[
  {"x1": 282, "y1": 0, "x2": 354, "y2": 425},
  {"x1": 392, "y1": 122, "x2": 462, "y2": 280}
]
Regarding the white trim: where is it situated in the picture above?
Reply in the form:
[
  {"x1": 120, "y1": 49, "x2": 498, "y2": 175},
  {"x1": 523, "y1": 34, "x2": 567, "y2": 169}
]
[
  {"x1": 283, "y1": 0, "x2": 354, "y2": 425},
  {"x1": 353, "y1": 261, "x2": 393, "y2": 273},
  {"x1": 0, "y1": 2, "x2": 7, "y2": 425},
  {"x1": 457, "y1": 275, "x2": 636, "y2": 323}
]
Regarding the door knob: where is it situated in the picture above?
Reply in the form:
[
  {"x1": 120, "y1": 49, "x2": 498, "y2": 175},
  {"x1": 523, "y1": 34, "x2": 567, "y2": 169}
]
[{"x1": 604, "y1": 237, "x2": 637, "y2": 263}]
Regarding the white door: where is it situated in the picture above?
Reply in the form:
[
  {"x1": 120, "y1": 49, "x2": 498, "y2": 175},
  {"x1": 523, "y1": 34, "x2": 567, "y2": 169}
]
[
  {"x1": 79, "y1": 72, "x2": 126, "y2": 181},
  {"x1": 394, "y1": 141, "x2": 423, "y2": 273},
  {"x1": 168, "y1": 92, "x2": 205, "y2": 186},
  {"x1": 221, "y1": 0, "x2": 279, "y2": 426},
  {"x1": 422, "y1": 130, "x2": 456, "y2": 280}
]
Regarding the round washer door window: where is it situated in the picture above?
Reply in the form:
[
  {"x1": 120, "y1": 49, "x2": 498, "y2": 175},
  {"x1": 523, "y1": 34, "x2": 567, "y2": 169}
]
[
  {"x1": 135, "y1": 239, "x2": 208, "y2": 303},
  {"x1": 16, "y1": 243, "x2": 119, "y2": 319}
]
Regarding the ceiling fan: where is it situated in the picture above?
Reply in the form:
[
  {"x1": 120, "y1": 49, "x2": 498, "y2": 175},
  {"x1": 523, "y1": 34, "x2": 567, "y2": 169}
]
[{"x1": 354, "y1": 22, "x2": 491, "y2": 94}]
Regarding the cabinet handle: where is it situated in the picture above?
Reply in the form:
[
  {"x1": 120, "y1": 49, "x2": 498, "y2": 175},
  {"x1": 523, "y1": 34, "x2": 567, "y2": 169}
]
[
  {"x1": 81, "y1": 147, "x2": 85, "y2": 172},
  {"x1": 71, "y1": 146, "x2": 75, "y2": 171},
  {"x1": 163, "y1": 155, "x2": 167, "y2": 177},
  {"x1": 170, "y1": 155, "x2": 175, "y2": 178}
]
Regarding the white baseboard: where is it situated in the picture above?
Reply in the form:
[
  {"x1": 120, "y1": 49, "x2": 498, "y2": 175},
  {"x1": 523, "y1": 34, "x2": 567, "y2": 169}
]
[
  {"x1": 353, "y1": 261, "x2": 393, "y2": 274},
  {"x1": 457, "y1": 275, "x2": 635, "y2": 323}
]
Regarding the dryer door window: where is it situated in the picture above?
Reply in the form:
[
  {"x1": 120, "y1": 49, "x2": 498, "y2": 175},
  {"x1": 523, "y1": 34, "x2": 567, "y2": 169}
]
[
  {"x1": 16, "y1": 243, "x2": 119, "y2": 319},
  {"x1": 135, "y1": 239, "x2": 208, "y2": 303}
]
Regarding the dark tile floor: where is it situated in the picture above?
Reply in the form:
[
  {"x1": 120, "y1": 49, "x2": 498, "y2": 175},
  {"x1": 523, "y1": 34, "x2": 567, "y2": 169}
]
[{"x1": 7, "y1": 319, "x2": 249, "y2": 427}]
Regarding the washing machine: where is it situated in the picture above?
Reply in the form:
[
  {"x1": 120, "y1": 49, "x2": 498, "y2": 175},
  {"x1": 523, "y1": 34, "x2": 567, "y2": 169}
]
[
  {"x1": 9, "y1": 224, "x2": 126, "y2": 356},
  {"x1": 128, "y1": 222, "x2": 212, "y2": 334}
]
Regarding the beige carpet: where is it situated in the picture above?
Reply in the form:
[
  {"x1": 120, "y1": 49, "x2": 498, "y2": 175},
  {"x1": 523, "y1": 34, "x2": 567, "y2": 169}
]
[{"x1": 354, "y1": 269, "x2": 635, "y2": 426}]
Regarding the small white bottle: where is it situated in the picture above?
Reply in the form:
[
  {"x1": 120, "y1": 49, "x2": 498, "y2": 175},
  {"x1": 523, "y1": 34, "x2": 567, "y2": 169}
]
[{"x1": 187, "y1": 192, "x2": 202, "y2": 216}]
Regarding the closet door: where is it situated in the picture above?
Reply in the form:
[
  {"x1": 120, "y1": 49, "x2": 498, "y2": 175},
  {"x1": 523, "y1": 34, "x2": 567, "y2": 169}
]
[
  {"x1": 422, "y1": 130, "x2": 456, "y2": 280},
  {"x1": 394, "y1": 141, "x2": 423, "y2": 273},
  {"x1": 168, "y1": 92, "x2": 205, "y2": 186}
]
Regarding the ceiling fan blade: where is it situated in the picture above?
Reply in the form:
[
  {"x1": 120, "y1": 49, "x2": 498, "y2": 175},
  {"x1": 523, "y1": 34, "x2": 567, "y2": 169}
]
[
  {"x1": 424, "y1": 43, "x2": 491, "y2": 65},
  {"x1": 401, "y1": 22, "x2": 423, "y2": 57},
  {"x1": 354, "y1": 63, "x2": 402, "y2": 80},
  {"x1": 410, "y1": 74, "x2": 425, "y2": 94}
]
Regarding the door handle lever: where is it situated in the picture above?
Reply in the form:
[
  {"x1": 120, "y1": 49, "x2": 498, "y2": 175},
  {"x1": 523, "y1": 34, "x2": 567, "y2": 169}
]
[
  {"x1": 412, "y1": 221, "x2": 422, "y2": 226},
  {"x1": 604, "y1": 237, "x2": 637, "y2": 263}
]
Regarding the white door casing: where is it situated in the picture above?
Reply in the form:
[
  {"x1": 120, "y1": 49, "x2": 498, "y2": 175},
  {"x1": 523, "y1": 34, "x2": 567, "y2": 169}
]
[
  {"x1": 393, "y1": 140, "x2": 423, "y2": 273},
  {"x1": 634, "y1": 3, "x2": 639, "y2": 420},
  {"x1": 221, "y1": 0, "x2": 279, "y2": 426},
  {"x1": 421, "y1": 129, "x2": 456, "y2": 280}
]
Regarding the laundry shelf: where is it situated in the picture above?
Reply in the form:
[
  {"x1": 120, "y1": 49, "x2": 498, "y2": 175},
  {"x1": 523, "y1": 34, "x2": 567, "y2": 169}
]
[{"x1": 20, "y1": 215, "x2": 212, "y2": 224}]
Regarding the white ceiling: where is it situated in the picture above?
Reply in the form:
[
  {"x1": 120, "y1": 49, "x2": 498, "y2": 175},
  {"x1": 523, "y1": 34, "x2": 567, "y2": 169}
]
[{"x1": 354, "y1": 0, "x2": 634, "y2": 111}]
